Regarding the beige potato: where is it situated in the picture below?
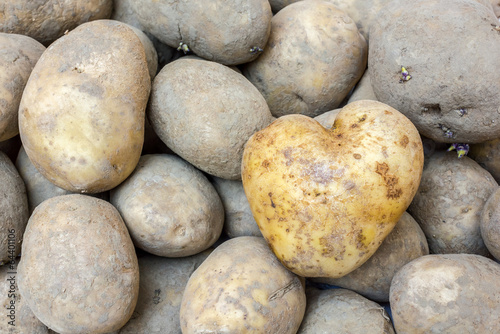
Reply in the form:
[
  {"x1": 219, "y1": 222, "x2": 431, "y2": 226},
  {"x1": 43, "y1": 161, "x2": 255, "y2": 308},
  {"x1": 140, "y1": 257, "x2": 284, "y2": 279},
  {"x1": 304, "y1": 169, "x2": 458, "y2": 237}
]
[
  {"x1": 242, "y1": 100, "x2": 424, "y2": 278},
  {"x1": 480, "y1": 187, "x2": 500, "y2": 260},
  {"x1": 347, "y1": 70, "x2": 377, "y2": 104},
  {"x1": 0, "y1": 0, "x2": 113, "y2": 45},
  {"x1": 469, "y1": 138, "x2": 500, "y2": 183},
  {"x1": 243, "y1": 0, "x2": 367, "y2": 117},
  {"x1": 0, "y1": 152, "x2": 29, "y2": 265},
  {"x1": 313, "y1": 108, "x2": 342, "y2": 129},
  {"x1": 110, "y1": 154, "x2": 224, "y2": 257},
  {"x1": 390, "y1": 254, "x2": 500, "y2": 333},
  {"x1": 297, "y1": 287, "x2": 395, "y2": 334},
  {"x1": 491, "y1": 0, "x2": 500, "y2": 16},
  {"x1": 408, "y1": 150, "x2": 497, "y2": 255},
  {"x1": 180, "y1": 236, "x2": 306, "y2": 333},
  {"x1": 130, "y1": 0, "x2": 272, "y2": 65},
  {"x1": 18, "y1": 194, "x2": 139, "y2": 334},
  {"x1": 148, "y1": 58, "x2": 273, "y2": 180},
  {"x1": 19, "y1": 20, "x2": 150, "y2": 193},
  {"x1": 311, "y1": 212, "x2": 429, "y2": 302},
  {"x1": 0, "y1": 33, "x2": 45, "y2": 142}
]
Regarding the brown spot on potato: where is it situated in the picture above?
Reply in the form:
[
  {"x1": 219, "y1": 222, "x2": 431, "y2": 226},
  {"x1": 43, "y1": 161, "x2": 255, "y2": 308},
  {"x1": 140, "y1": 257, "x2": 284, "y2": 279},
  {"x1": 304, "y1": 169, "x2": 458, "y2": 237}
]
[
  {"x1": 351, "y1": 123, "x2": 358, "y2": 128},
  {"x1": 358, "y1": 115, "x2": 367, "y2": 122},
  {"x1": 261, "y1": 160, "x2": 270, "y2": 168},
  {"x1": 268, "y1": 192, "x2": 276, "y2": 208},
  {"x1": 353, "y1": 153, "x2": 361, "y2": 159},
  {"x1": 400, "y1": 135, "x2": 409, "y2": 148},
  {"x1": 375, "y1": 162, "x2": 403, "y2": 199}
]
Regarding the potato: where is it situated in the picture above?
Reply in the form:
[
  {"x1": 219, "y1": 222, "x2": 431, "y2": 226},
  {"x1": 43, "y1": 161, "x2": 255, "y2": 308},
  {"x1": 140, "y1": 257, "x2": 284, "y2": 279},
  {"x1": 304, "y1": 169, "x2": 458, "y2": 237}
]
[
  {"x1": 408, "y1": 150, "x2": 497, "y2": 255},
  {"x1": 480, "y1": 187, "x2": 500, "y2": 260},
  {"x1": 0, "y1": 0, "x2": 112, "y2": 45},
  {"x1": 148, "y1": 58, "x2": 273, "y2": 180},
  {"x1": 0, "y1": 152, "x2": 28, "y2": 265},
  {"x1": 18, "y1": 20, "x2": 150, "y2": 193},
  {"x1": 211, "y1": 176, "x2": 262, "y2": 238},
  {"x1": 469, "y1": 138, "x2": 500, "y2": 183},
  {"x1": 18, "y1": 194, "x2": 139, "y2": 334},
  {"x1": 313, "y1": 108, "x2": 342, "y2": 129},
  {"x1": 347, "y1": 70, "x2": 377, "y2": 104},
  {"x1": 180, "y1": 236, "x2": 306, "y2": 333},
  {"x1": 0, "y1": 33, "x2": 45, "y2": 142},
  {"x1": 243, "y1": 0, "x2": 367, "y2": 118},
  {"x1": 118, "y1": 251, "x2": 211, "y2": 333},
  {"x1": 297, "y1": 287, "x2": 394, "y2": 334},
  {"x1": 242, "y1": 100, "x2": 424, "y2": 278},
  {"x1": 130, "y1": 0, "x2": 272, "y2": 65},
  {"x1": 390, "y1": 254, "x2": 500, "y2": 333},
  {"x1": 492, "y1": 0, "x2": 500, "y2": 16},
  {"x1": 110, "y1": 154, "x2": 224, "y2": 257},
  {"x1": 15, "y1": 146, "x2": 108, "y2": 214},
  {"x1": 311, "y1": 212, "x2": 429, "y2": 302},
  {"x1": 369, "y1": 0, "x2": 500, "y2": 143}
]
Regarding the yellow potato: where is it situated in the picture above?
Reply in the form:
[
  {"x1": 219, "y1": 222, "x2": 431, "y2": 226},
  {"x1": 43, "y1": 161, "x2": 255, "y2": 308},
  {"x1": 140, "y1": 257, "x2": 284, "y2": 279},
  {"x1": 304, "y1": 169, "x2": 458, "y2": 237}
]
[{"x1": 242, "y1": 100, "x2": 424, "y2": 278}]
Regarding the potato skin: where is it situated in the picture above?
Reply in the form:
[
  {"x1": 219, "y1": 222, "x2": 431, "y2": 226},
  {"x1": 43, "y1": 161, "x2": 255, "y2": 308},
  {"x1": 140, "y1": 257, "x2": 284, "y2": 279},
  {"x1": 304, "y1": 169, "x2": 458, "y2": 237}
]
[
  {"x1": 390, "y1": 254, "x2": 500, "y2": 333},
  {"x1": 0, "y1": 0, "x2": 113, "y2": 45},
  {"x1": 243, "y1": 0, "x2": 367, "y2": 117},
  {"x1": 480, "y1": 187, "x2": 500, "y2": 260},
  {"x1": 242, "y1": 100, "x2": 424, "y2": 278},
  {"x1": 0, "y1": 33, "x2": 45, "y2": 142},
  {"x1": 369, "y1": 0, "x2": 500, "y2": 143},
  {"x1": 18, "y1": 194, "x2": 139, "y2": 334},
  {"x1": 469, "y1": 138, "x2": 500, "y2": 184},
  {"x1": 19, "y1": 20, "x2": 150, "y2": 193},
  {"x1": 180, "y1": 236, "x2": 306, "y2": 334}
]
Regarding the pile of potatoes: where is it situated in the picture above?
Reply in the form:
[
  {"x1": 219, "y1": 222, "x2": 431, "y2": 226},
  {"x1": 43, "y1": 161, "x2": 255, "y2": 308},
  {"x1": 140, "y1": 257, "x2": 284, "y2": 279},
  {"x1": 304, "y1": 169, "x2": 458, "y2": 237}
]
[{"x1": 1, "y1": 0, "x2": 500, "y2": 333}]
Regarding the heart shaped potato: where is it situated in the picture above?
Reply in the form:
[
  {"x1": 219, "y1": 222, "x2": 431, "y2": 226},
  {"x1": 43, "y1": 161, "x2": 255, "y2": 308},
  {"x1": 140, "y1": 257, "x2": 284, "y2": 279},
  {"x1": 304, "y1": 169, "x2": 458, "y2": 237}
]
[{"x1": 242, "y1": 100, "x2": 424, "y2": 278}]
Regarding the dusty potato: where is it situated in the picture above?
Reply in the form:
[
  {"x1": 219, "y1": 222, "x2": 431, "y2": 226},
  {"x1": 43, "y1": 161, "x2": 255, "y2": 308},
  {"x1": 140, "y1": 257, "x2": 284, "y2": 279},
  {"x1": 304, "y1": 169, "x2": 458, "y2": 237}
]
[
  {"x1": 18, "y1": 194, "x2": 139, "y2": 334},
  {"x1": 369, "y1": 0, "x2": 500, "y2": 143},
  {"x1": 130, "y1": 0, "x2": 272, "y2": 65},
  {"x1": 180, "y1": 236, "x2": 306, "y2": 333},
  {"x1": 491, "y1": 0, "x2": 500, "y2": 16},
  {"x1": 480, "y1": 187, "x2": 500, "y2": 260},
  {"x1": 469, "y1": 138, "x2": 500, "y2": 183},
  {"x1": 18, "y1": 20, "x2": 150, "y2": 193},
  {"x1": 311, "y1": 212, "x2": 429, "y2": 302},
  {"x1": 313, "y1": 108, "x2": 342, "y2": 129},
  {"x1": 211, "y1": 176, "x2": 262, "y2": 238},
  {"x1": 408, "y1": 150, "x2": 497, "y2": 255},
  {"x1": 347, "y1": 70, "x2": 377, "y2": 104},
  {"x1": 118, "y1": 251, "x2": 211, "y2": 333},
  {"x1": 0, "y1": 0, "x2": 113, "y2": 45},
  {"x1": 148, "y1": 58, "x2": 273, "y2": 180},
  {"x1": 110, "y1": 154, "x2": 224, "y2": 257},
  {"x1": 390, "y1": 254, "x2": 500, "y2": 333},
  {"x1": 0, "y1": 152, "x2": 28, "y2": 265},
  {"x1": 297, "y1": 287, "x2": 394, "y2": 333},
  {"x1": 242, "y1": 100, "x2": 424, "y2": 278},
  {"x1": 243, "y1": 0, "x2": 367, "y2": 118},
  {"x1": 0, "y1": 33, "x2": 45, "y2": 142}
]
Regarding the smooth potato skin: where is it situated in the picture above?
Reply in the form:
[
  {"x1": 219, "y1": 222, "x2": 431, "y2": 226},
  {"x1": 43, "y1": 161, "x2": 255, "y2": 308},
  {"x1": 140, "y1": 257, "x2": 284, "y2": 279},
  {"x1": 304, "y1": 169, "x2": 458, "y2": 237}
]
[
  {"x1": 19, "y1": 20, "x2": 150, "y2": 193},
  {"x1": 242, "y1": 100, "x2": 424, "y2": 278}
]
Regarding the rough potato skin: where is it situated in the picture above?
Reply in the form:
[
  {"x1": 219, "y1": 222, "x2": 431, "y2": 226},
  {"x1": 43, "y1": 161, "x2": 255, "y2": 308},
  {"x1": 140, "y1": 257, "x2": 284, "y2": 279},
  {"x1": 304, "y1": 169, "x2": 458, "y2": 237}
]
[
  {"x1": 408, "y1": 151, "x2": 497, "y2": 255},
  {"x1": 347, "y1": 70, "x2": 377, "y2": 104},
  {"x1": 110, "y1": 154, "x2": 224, "y2": 257},
  {"x1": 18, "y1": 194, "x2": 139, "y2": 334},
  {"x1": 130, "y1": 0, "x2": 272, "y2": 65},
  {"x1": 19, "y1": 20, "x2": 150, "y2": 193},
  {"x1": 0, "y1": 0, "x2": 113, "y2": 45},
  {"x1": 243, "y1": 0, "x2": 367, "y2": 117},
  {"x1": 390, "y1": 254, "x2": 500, "y2": 333},
  {"x1": 0, "y1": 152, "x2": 28, "y2": 264},
  {"x1": 148, "y1": 58, "x2": 273, "y2": 180},
  {"x1": 369, "y1": 0, "x2": 500, "y2": 143},
  {"x1": 242, "y1": 100, "x2": 424, "y2": 278},
  {"x1": 298, "y1": 287, "x2": 395, "y2": 334},
  {"x1": 180, "y1": 236, "x2": 306, "y2": 334},
  {"x1": 480, "y1": 187, "x2": 500, "y2": 260},
  {"x1": 311, "y1": 212, "x2": 429, "y2": 302},
  {"x1": 469, "y1": 138, "x2": 500, "y2": 183}
]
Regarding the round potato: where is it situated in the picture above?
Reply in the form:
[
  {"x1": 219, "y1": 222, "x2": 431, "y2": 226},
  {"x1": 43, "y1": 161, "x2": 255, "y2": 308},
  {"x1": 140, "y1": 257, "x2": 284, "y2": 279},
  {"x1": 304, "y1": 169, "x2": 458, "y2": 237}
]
[
  {"x1": 210, "y1": 176, "x2": 262, "y2": 238},
  {"x1": 311, "y1": 211, "x2": 429, "y2": 302},
  {"x1": 298, "y1": 287, "x2": 394, "y2": 334},
  {"x1": 180, "y1": 236, "x2": 306, "y2": 333},
  {"x1": 110, "y1": 154, "x2": 224, "y2": 257},
  {"x1": 0, "y1": 33, "x2": 45, "y2": 142},
  {"x1": 390, "y1": 254, "x2": 500, "y2": 333},
  {"x1": 242, "y1": 100, "x2": 424, "y2": 278},
  {"x1": 243, "y1": 0, "x2": 367, "y2": 117},
  {"x1": 130, "y1": 0, "x2": 272, "y2": 65},
  {"x1": 369, "y1": 0, "x2": 500, "y2": 143},
  {"x1": 480, "y1": 187, "x2": 500, "y2": 260},
  {"x1": 0, "y1": 0, "x2": 113, "y2": 45},
  {"x1": 408, "y1": 150, "x2": 497, "y2": 255},
  {"x1": 18, "y1": 20, "x2": 151, "y2": 193},
  {"x1": 18, "y1": 194, "x2": 139, "y2": 334},
  {"x1": 148, "y1": 58, "x2": 273, "y2": 180},
  {"x1": 0, "y1": 151, "x2": 29, "y2": 265}
]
